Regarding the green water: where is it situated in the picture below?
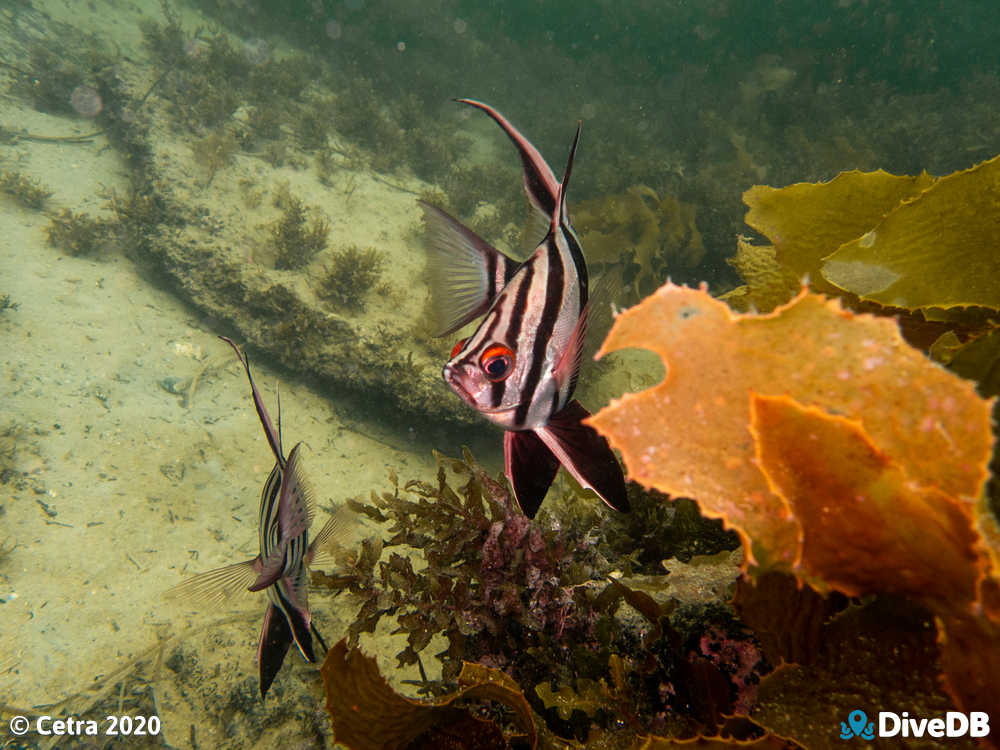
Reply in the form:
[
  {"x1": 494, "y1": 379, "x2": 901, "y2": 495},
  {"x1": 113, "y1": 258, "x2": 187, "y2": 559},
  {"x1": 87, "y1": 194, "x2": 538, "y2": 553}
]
[{"x1": 0, "y1": 1, "x2": 996, "y2": 748}]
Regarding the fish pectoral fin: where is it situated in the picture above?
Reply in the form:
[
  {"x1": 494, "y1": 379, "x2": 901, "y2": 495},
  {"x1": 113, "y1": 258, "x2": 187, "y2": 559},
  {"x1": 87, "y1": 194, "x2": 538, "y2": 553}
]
[
  {"x1": 536, "y1": 400, "x2": 630, "y2": 513},
  {"x1": 307, "y1": 504, "x2": 355, "y2": 569},
  {"x1": 257, "y1": 603, "x2": 294, "y2": 700},
  {"x1": 552, "y1": 303, "x2": 589, "y2": 394},
  {"x1": 504, "y1": 429, "x2": 561, "y2": 519},
  {"x1": 420, "y1": 201, "x2": 518, "y2": 337},
  {"x1": 164, "y1": 559, "x2": 259, "y2": 607}
]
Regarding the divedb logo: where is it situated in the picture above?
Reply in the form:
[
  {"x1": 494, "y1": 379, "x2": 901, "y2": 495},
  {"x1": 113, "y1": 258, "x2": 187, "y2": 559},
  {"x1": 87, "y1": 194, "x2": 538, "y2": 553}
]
[{"x1": 840, "y1": 709, "x2": 991, "y2": 740}]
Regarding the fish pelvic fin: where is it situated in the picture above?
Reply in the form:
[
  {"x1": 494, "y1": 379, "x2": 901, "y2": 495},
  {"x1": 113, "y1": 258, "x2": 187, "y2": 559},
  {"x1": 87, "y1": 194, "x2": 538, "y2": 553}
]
[
  {"x1": 503, "y1": 429, "x2": 560, "y2": 519},
  {"x1": 536, "y1": 400, "x2": 629, "y2": 513}
]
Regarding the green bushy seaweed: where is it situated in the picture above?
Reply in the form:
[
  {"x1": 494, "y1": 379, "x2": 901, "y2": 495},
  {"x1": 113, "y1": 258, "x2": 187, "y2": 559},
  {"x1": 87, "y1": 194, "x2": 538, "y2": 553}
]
[
  {"x1": 327, "y1": 451, "x2": 757, "y2": 742},
  {"x1": 0, "y1": 171, "x2": 52, "y2": 210},
  {"x1": 46, "y1": 209, "x2": 108, "y2": 256},
  {"x1": 316, "y1": 245, "x2": 386, "y2": 314},
  {"x1": 270, "y1": 194, "x2": 329, "y2": 270},
  {"x1": 191, "y1": 127, "x2": 238, "y2": 185}
]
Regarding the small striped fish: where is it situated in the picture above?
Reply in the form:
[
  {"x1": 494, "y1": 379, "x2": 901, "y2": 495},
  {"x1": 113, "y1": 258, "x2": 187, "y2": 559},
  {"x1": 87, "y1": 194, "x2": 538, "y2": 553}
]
[
  {"x1": 168, "y1": 336, "x2": 347, "y2": 699},
  {"x1": 423, "y1": 100, "x2": 629, "y2": 518}
]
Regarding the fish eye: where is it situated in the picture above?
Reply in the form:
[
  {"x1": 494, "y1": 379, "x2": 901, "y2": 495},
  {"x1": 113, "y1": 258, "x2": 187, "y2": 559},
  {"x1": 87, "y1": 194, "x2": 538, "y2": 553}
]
[
  {"x1": 480, "y1": 345, "x2": 515, "y2": 382},
  {"x1": 450, "y1": 338, "x2": 467, "y2": 359}
]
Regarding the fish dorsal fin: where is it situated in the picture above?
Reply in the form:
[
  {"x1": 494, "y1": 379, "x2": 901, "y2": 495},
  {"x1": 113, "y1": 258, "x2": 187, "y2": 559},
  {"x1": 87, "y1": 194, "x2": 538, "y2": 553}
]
[
  {"x1": 420, "y1": 201, "x2": 519, "y2": 337},
  {"x1": 220, "y1": 336, "x2": 285, "y2": 469},
  {"x1": 457, "y1": 98, "x2": 559, "y2": 217},
  {"x1": 278, "y1": 443, "x2": 314, "y2": 539},
  {"x1": 164, "y1": 559, "x2": 259, "y2": 607},
  {"x1": 552, "y1": 121, "x2": 582, "y2": 235}
]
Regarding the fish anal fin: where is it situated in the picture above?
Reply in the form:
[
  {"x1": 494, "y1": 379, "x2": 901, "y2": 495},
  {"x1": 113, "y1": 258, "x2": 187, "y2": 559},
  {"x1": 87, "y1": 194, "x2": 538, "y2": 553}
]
[
  {"x1": 257, "y1": 603, "x2": 294, "y2": 699},
  {"x1": 504, "y1": 429, "x2": 560, "y2": 519},
  {"x1": 536, "y1": 400, "x2": 629, "y2": 513}
]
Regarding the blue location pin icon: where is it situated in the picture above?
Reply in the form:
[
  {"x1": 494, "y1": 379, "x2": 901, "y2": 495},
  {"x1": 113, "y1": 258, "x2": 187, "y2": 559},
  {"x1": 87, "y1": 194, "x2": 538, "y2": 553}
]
[{"x1": 848, "y1": 710, "x2": 868, "y2": 738}]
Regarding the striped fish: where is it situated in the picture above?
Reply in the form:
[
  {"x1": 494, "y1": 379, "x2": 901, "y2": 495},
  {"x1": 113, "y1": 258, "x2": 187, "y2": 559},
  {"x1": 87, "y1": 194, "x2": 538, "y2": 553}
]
[
  {"x1": 168, "y1": 336, "x2": 347, "y2": 699},
  {"x1": 423, "y1": 99, "x2": 629, "y2": 518}
]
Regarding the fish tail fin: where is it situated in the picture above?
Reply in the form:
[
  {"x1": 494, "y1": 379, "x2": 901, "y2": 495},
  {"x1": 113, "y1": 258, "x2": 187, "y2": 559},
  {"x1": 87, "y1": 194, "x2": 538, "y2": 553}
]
[{"x1": 536, "y1": 400, "x2": 629, "y2": 513}]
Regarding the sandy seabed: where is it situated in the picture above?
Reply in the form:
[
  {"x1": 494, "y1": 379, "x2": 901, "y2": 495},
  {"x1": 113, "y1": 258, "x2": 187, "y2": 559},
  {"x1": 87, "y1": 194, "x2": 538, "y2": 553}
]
[{"x1": 0, "y1": 1, "x2": 451, "y2": 747}]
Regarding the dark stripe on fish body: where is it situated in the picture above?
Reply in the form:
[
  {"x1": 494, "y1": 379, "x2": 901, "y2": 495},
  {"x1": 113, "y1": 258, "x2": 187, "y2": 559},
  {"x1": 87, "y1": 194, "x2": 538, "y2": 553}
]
[
  {"x1": 515, "y1": 238, "x2": 565, "y2": 427},
  {"x1": 563, "y1": 228, "x2": 588, "y2": 309},
  {"x1": 506, "y1": 265, "x2": 533, "y2": 351},
  {"x1": 486, "y1": 250, "x2": 498, "y2": 300},
  {"x1": 494, "y1": 266, "x2": 534, "y2": 410},
  {"x1": 259, "y1": 465, "x2": 282, "y2": 553}
]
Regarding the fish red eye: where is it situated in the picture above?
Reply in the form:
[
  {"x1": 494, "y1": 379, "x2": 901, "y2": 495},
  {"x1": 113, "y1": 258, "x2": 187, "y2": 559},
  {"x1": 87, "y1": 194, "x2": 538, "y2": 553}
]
[
  {"x1": 450, "y1": 338, "x2": 467, "y2": 359},
  {"x1": 480, "y1": 345, "x2": 515, "y2": 382}
]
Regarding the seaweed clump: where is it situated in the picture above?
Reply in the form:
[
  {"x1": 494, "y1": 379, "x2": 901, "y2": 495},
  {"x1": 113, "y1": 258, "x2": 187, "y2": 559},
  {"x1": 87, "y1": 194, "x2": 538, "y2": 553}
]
[
  {"x1": 0, "y1": 170, "x2": 52, "y2": 209},
  {"x1": 317, "y1": 246, "x2": 386, "y2": 314},
  {"x1": 46, "y1": 209, "x2": 107, "y2": 256},
  {"x1": 269, "y1": 193, "x2": 329, "y2": 270},
  {"x1": 331, "y1": 451, "x2": 764, "y2": 743}
]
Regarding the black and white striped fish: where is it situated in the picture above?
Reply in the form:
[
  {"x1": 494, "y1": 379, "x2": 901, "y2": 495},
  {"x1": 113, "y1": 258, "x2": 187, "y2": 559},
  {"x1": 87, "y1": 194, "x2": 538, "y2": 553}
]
[
  {"x1": 423, "y1": 99, "x2": 629, "y2": 518},
  {"x1": 168, "y1": 336, "x2": 347, "y2": 699}
]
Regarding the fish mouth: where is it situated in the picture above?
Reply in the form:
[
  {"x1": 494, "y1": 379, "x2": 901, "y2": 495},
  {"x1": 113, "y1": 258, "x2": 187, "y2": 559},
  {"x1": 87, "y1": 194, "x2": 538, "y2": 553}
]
[
  {"x1": 443, "y1": 367, "x2": 520, "y2": 414},
  {"x1": 443, "y1": 367, "x2": 478, "y2": 408}
]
